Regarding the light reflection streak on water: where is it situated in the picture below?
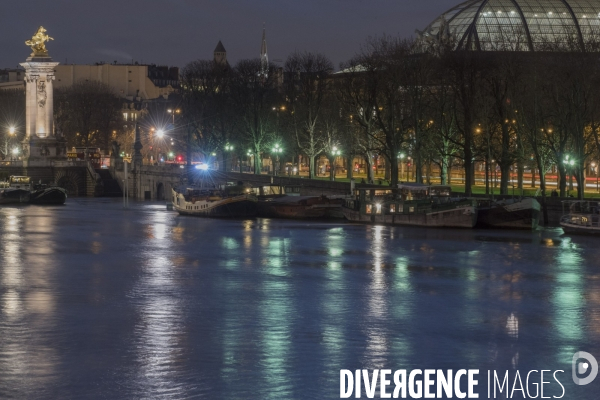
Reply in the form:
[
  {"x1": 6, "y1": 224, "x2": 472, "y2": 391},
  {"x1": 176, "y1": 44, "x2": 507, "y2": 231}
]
[
  {"x1": 260, "y1": 235, "x2": 293, "y2": 399},
  {"x1": 0, "y1": 207, "x2": 59, "y2": 396},
  {"x1": 132, "y1": 210, "x2": 186, "y2": 398},
  {"x1": 391, "y1": 256, "x2": 412, "y2": 365},
  {"x1": 553, "y1": 237, "x2": 585, "y2": 360},
  {"x1": 322, "y1": 227, "x2": 346, "y2": 373},
  {"x1": 363, "y1": 225, "x2": 389, "y2": 369}
]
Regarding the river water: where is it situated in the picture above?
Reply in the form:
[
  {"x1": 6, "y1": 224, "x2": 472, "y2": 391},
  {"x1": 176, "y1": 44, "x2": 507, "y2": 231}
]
[{"x1": 0, "y1": 199, "x2": 599, "y2": 399}]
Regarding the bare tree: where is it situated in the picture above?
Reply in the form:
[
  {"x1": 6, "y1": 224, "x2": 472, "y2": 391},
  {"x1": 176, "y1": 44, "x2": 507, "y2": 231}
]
[
  {"x1": 54, "y1": 81, "x2": 121, "y2": 152},
  {"x1": 284, "y1": 51, "x2": 333, "y2": 178},
  {"x1": 230, "y1": 59, "x2": 280, "y2": 174}
]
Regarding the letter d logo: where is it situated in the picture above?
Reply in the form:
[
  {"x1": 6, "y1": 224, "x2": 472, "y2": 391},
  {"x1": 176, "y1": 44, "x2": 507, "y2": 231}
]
[{"x1": 572, "y1": 351, "x2": 598, "y2": 385}]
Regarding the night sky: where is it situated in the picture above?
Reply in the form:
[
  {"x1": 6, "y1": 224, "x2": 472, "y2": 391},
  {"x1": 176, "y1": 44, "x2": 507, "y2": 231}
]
[{"x1": 1, "y1": 0, "x2": 458, "y2": 70}]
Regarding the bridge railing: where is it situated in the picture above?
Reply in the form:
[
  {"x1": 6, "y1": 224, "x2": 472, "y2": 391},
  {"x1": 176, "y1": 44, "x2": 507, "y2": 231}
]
[
  {"x1": 0, "y1": 160, "x2": 23, "y2": 167},
  {"x1": 52, "y1": 160, "x2": 89, "y2": 167}
]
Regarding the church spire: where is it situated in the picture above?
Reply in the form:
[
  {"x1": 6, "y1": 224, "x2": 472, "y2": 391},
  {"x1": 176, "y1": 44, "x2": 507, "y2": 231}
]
[{"x1": 260, "y1": 24, "x2": 268, "y2": 78}]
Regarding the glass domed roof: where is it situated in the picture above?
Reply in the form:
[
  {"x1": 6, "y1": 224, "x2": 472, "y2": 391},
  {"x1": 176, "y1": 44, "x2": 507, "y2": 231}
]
[{"x1": 419, "y1": 0, "x2": 600, "y2": 51}]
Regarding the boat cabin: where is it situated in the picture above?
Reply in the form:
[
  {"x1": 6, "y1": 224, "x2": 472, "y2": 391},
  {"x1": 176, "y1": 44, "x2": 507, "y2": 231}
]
[
  {"x1": 344, "y1": 184, "x2": 454, "y2": 216},
  {"x1": 9, "y1": 176, "x2": 31, "y2": 190}
]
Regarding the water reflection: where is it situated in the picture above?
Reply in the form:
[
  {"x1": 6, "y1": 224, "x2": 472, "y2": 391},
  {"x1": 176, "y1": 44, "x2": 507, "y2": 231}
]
[{"x1": 0, "y1": 202, "x2": 599, "y2": 398}]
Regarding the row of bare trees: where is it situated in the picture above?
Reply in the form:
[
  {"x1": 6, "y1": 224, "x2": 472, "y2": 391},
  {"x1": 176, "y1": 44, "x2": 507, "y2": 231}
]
[{"x1": 175, "y1": 35, "x2": 600, "y2": 200}]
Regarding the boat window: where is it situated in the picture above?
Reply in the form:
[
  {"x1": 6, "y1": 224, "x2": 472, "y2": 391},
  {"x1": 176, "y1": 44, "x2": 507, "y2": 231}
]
[
  {"x1": 390, "y1": 204, "x2": 396, "y2": 213},
  {"x1": 409, "y1": 206, "x2": 415, "y2": 213},
  {"x1": 366, "y1": 204, "x2": 372, "y2": 214}
]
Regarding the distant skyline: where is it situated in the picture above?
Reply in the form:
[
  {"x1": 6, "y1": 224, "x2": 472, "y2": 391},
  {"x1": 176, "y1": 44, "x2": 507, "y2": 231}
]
[{"x1": 1, "y1": 0, "x2": 458, "y2": 70}]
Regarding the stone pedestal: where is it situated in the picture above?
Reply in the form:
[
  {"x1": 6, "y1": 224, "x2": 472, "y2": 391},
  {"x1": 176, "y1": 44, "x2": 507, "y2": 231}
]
[{"x1": 20, "y1": 56, "x2": 66, "y2": 166}]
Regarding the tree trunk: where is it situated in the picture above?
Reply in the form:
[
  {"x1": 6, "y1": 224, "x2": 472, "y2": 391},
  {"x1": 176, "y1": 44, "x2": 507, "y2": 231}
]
[
  {"x1": 440, "y1": 161, "x2": 448, "y2": 186},
  {"x1": 384, "y1": 159, "x2": 391, "y2": 181},
  {"x1": 500, "y1": 164, "x2": 510, "y2": 195},
  {"x1": 254, "y1": 154, "x2": 261, "y2": 175},
  {"x1": 346, "y1": 156, "x2": 353, "y2": 180},
  {"x1": 531, "y1": 168, "x2": 536, "y2": 188},
  {"x1": 366, "y1": 155, "x2": 374, "y2": 183},
  {"x1": 464, "y1": 160, "x2": 473, "y2": 196},
  {"x1": 309, "y1": 155, "x2": 316, "y2": 179},
  {"x1": 540, "y1": 174, "x2": 549, "y2": 226},
  {"x1": 575, "y1": 168, "x2": 584, "y2": 200},
  {"x1": 329, "y1": 156, "x2": 335, "y2": 181},
  {"x1": 415, "y1": 156, "x2": 423, "y2": 184},
  {"x1": 517, "y1": 161, "x2": 524, "y2": 189},
  {"x1": 558, "y1": 166, "x2": 567, "y2": 197}
]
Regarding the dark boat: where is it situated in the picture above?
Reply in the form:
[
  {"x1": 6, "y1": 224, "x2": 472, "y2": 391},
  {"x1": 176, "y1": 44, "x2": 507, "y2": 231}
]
[
  {"x1": 30, "y1": 186, "x2": 67, "y2": 205},
  {"x1": 476, "y1": 198, "x2": 541, "y2": 230},
  {"x1": 0, "y1": 188, "x2": 30, "y2": 204},
  {"x1": 560, "y1": 201, "x2": 600, "y2": 235},
  {"x1": 172, "y1": 185, "x2": 257, "y2": 218},
  {"x1": 257, "y1": 195, "x2": 343, "y2": 219},
  {"x1": 342, "y1": 184, "x2": 478, "y2": 228},
  {"x1": 0, "y1": 176, "x2": 31, "y2": 204}
]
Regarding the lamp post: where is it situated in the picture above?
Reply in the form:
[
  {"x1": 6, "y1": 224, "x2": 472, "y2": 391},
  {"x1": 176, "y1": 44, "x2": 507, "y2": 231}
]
[
  {"x1": 593, "y1": 162, "x2": 599, "y2": 192},
  {"x1": 398, "y1": 152, "x2": 405, "y2": 182},
  {"x1": 246, "y1": 149, "x2": 254, "y2": 174},
  {"x1": 330, "y1": 146, "x2": 341, "y2": 181},
  {"x1": 166, "y1": 108, "x2": 180, "y2": 126},
  {"x1": 563, "y1": 155, "x2": 574, "y2": 193},
  {"x1": 271, "y1": 144, "x2": 283, "y2": 176},
  {"x1": 224, "y1": 143, "x2": 234, "y2": 172}
]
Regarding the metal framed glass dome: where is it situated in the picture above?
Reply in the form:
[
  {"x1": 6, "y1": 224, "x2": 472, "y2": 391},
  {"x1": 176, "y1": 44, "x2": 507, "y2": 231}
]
[{"x1": 419, "y1": 0, "x2": 600, "y2": 51}]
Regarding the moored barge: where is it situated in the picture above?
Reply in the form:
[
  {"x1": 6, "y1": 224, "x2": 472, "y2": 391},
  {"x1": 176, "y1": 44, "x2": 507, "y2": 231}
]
[{"x1": 342, "y1": 184, "x2": 477, "y2": 228}]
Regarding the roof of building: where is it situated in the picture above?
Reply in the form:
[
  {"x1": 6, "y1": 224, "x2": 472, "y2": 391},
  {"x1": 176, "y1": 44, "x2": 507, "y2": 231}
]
[
  {"x1": 214, "y1": 41, "x2": 226, "y2": 53},
  {"x1": 419, "y1": 0, "x2": 600, "y2": 52}
]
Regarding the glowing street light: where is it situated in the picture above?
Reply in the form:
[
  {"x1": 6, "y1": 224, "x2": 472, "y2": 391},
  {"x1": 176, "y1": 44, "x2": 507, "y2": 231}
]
[
  {"x1": 8, "y1": 126, "x2": 15, "y2": 135},
  {"x1": 12, "y1": 147, "x2": 19, "y2": 155},
  {"x1": 156, "y1": 129, "x2": 165, "y2": 139},
  {"x1": 563, "y1": 155, "x2": 575, "y2": 192},
  {"x1": 271, "y1": 144, "x2": 283, "y2": 176}
]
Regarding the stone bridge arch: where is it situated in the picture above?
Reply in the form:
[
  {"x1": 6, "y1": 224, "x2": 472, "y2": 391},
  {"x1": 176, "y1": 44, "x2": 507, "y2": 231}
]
[{"x1": 54, "y1": 169, "x2": 85, "y2": 196}]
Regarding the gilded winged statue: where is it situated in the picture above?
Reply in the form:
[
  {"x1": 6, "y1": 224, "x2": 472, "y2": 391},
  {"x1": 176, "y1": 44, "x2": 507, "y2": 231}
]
[{"x1": 25, "y1": 26, "x2": 53, "y2": 57}]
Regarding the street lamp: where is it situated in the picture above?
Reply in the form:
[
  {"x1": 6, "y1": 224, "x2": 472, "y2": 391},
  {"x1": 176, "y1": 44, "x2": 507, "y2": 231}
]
[
  {"x1": 156, "y1": 129, "x2": 165, "y2": 139},
  {"x1": 398, "y1": 152, "x2": 406, "y2": 182},
  {"x1": 11, "y1": 147, "x2": 19, "y2": 161},
  {"x1": 224, "y1": 143, "x2": 234, "y2": 172},
  {"x1": 563, "y1": 155, "x2": 575, "y2": 192},
  {"x1": 330, "y1": 146, "x2": 342, "y2": 181},
  {"x1": 166, "y1": 108, "x2": 181, "y2": 125},
  {"x1": 271, "y1": 144, "x2": 283, "y2": 176},
  {"x1": 9, "y1": 126, "x2": 15, "y2": 135},
  {"x1": 246, "y1": 149, "x2": 254, "y2": 174}
]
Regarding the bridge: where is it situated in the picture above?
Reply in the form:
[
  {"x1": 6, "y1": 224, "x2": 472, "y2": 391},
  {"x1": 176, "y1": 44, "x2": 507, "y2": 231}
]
[{"x1": 112, "y1": 161, "x2": 354, "y2": 201}]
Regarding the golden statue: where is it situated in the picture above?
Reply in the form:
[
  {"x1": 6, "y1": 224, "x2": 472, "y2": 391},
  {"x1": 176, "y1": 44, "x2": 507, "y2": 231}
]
[{"x1": 25, "y1": 26, "x2": 53, "y2": 57}]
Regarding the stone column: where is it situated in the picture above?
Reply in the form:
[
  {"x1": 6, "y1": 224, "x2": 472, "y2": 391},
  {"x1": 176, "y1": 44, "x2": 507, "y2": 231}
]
[{"x1": 20, "y1": 56, "x2": 62, "y2": 165}]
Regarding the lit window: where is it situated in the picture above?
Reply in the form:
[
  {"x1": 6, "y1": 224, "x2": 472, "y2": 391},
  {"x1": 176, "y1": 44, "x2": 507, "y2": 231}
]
[
  {"x1": 376, "y1": 204, "x2": 382, "y2": 214},
  {"x1": 366, "y1": 204, "x2": 372, "y2": 214},
  {"x1": 409, "y1": 206, "x2": 415, "y2": 213},
  {"x1": 123, "y1": 113, "x2": 128, "y2": 121},
  {"x1": 390, "y1": 204, "x2": 396, "y2": 213}
]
